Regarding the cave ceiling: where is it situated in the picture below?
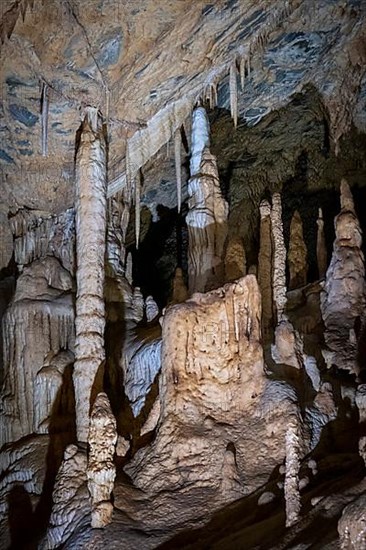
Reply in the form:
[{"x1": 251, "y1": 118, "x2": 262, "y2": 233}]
[{"x1": 0, "y1": 0, "x2": 365, "y2": 220}]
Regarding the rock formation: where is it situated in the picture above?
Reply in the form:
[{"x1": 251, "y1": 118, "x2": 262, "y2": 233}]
[
  {"x1": 224, "y1": 235, "x2": 246, "y2": 282},
  {"x1": 87, "y1": 393, "x2": 117, "y2": 528},
  {"x1": 321, "y1": 180, "x2": 366, "y2": 375},
  {"x1": 73, "y1": 107, "x2": 107, "y2": 443},
  {"x1": 46, "y1": 445, "x2": 90, "y2": 549},
  {"x1": 288, "y1": 210, "x2": 308, "y2": 289},
  {"x1": 186, "y1": 107, "x2": 229, "y2": 294},
  {"x1": 316, "y1": 207, "x2": 327, "y2": 279},
  {"x1": 126, "y1": 276, "x2": 302, "y2": 504},
  {"x1": 270, "y1": 193, "x2": 287, "y2": 323},
  {"x1": 0, "y1": 257, "x2": 74, "y2": 446},
  {"x1": 355, "y1": 385, "x2": 366, "y2": 466},
  {"x1": 258, "y1": 199, "x2": 273, "y2": 333},
  {"x1": 338, "y1": 493, "x2": 366, "y2": 549},
  {"x1": 145, "y1": 295, "x2": 159, "y2": 323},
  {"x1": 170, "y1": 267, "x2": 189, "y2": 304},
  {"x1": 284, "y1": 420, "x2": 301, "y2": 528}
]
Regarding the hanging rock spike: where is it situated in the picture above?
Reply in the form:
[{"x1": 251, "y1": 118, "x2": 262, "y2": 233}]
[
  {"x1": 174, "y1": 128, "x2": 182, "y2": 213},
  {"x1": 41, "y1": 82, "x2": 49, "y2": 157},
  {"x1": 135, "y1": 169, "x2": 141, "y2": 249},
  {"x1": 229, "y1": 62, "x2": 238, "y2": 128}
]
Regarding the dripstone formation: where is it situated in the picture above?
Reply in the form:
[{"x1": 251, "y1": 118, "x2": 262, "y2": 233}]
[{"x1": 0, "y1": 2, "x2": 366, "y2": 549}]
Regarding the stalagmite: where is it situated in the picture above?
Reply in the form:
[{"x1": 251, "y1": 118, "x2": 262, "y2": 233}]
[
  {"x1": 135, "y1": 169, "x2": 141, "y2": 249},
  {"x1": 271, "y1": 193, "x2": 287, "y2": 322},
  {"x1": 258, "y1": 200, "x2": 273, "y2": 333},
  {"x1": 186, "y1": 107, "x2": 228, "y2": 294},
  {"x1": 87, "y1": 392, "x2": 117, "y2": 528},
  {"x1": 46, "y1": 445, "x2": 90, "y2": 549},
  {"x1": 73, "y1": 107, "x2": 107, "y2": 443},
  {"x1": 320, "y1": 180, "x2": 366, "y2": 374},
  {"x1": 355, "y1": 385, "x2": 366, "y2": 466},
  {"x1": 145, "y1": 295, "x2": 159, "y2": 322},
  {"x1": 316, "y1": 207, "x2": 327, "y2": 278},
  {"x1": 288, "y1": 210, "x2": 308, "y2": 289},
  {"x1": 174, "y1": 128, "x2": 182, "y2": 213},
  {"x1": 225, "y1": 235, "x2": 246, "y2": 282},
  {"x1": 229, "y1": 62, "x2": 238, "y2": 128},
  {"x1": 284, "y1": 420, "x2": 301, "y2": 528},
  {"x1": 170, "y1": 267, "x2": 188, "y2": 304},
  {"x1": 338, "y1": 493, "x2": 366, "y2": 549},
  {"x1": 126, "y1": 276, "x2": 303, "y2": 499},
  {"x1": 41, "y1": 82, "x2": 49, "y2": 157},
  {"x1": 125, "y1": 251, "x2": 133, "y2": 285}
]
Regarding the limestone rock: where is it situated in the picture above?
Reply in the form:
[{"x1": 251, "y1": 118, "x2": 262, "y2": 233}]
[
  {"x1": 87, "y1": 393, "x2": 117, "y2": 528},
  {"x1": 145, "y1": 295, "x2": 159, "y2": 323},
  {"x1": 0, "y1": 262, "x2": 74, "y2": 446},
  {"x1": 120, "y1": 325, "x2": 162, "y2": 417},
  {"x1": 9, "y1": 208, "x2": 75, "y2": 274},
  {"x1": 73, "y1": 108, "x2": 107, "y2": 443},
  {"x1": 321, "y1": 180, "x2": 366, "y2": 375},
  {"x1": 271, "y1": 320, "x2": 304, "y2": 369},
  {"x1": 224, "y1": 235, "x2": 246, "y2": 282},
  {"x1": 46, "y1": 445, "x2": 90, "y2": 549},
  {"x1": 126, "y1": 276, "x2": 302, "y2": 505},
  {"x1": 338, "y1": 493, "x2": 366, "y2": 549},
  {"x1": 140, "y1": 398, "x2": 161, "y2": 436},
  {"x1": 0, "y1": 211, "x2": 13, "y2": 271},
  {"x1": 106, "y1": 189, "x2": 130, "y2": 278},
  {"x1": 34, "y1": 350, "x2": 74, "y2": 435},
  {"x1": 288, "y1": 210, "x2": 308, "y2": 290}
]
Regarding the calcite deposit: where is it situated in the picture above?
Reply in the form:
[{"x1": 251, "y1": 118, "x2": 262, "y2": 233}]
[{"x1": 1, "y1": 1, "x2": 366, "y2": 548}]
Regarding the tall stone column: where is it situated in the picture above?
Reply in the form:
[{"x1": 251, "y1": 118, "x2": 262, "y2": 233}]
[
  {"x1": 186, "y1": 107, "x2": 228, "y2": 294},
  {"x1": 258, "y1": 200, "x2": 273, "y2": 333},
  {"x1": 316, "y1": 208, "x2": 327, "y2": 279},
  {"x1": 271, "y1": 192, "x2": 287, "y2": 323},
  {"x1": 73, "y1": 108, "x2": 107, "y2": 443}
]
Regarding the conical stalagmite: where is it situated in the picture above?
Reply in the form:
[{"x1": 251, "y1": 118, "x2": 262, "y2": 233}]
[
  {"x1": 284, "y1": 420, "x2": 301, "y2": 528},
  {"x1": 270, "y1": 193, "x2": 287, "y2": 323},
  {"x1": 258, "y1": 200, "x2": 273, "y2": 333},
  {"x1": 288, "y1": 210, "x2": 308, "y2": 290},
  {"x1": 186, "y1": 106, "x2": 228, "y2": 294},
  {"x1": 320, "y1": 180, "x2": 366, "y2": 374},
  {"x1": 225, "y1": 235, "x2": 246, "y2": 282},
  {"x1": 170, "y1": 267, "x2": 188, "y2": 304},
  {"x1": 316, "y1": 207, "x2": 327, "y2": 279},
  {"x1": 73, "y1": 107, "x2": 107, "y2": 443}
]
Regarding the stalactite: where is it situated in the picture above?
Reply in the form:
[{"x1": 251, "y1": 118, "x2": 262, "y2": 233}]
[
  {"x1": 135, "y1": 169, "x2": 141, "y2": 249},
  {"x1": 316, "y1": 207, "x2": 327, "y2": 279},
  {"x1": 174, "y1": 128, "x2": 182, "y2": 213},
  {"x1": 73, "y1": 107, "x2": 107, "y2": 443},
  {"x1": 284, "y1": 420, "x2": 301, "y2": 528},
  {"x1": 239, "y1": 56, "x2": 245, "y2": 91},
  {"x1": 271, "y1": 193, "x2": 287, "y2": 323},
  {"x1": 229, "y1": 62, "x2": 238, "y2": 128},
  {"x1": 41, "y1": 82, "x2": 49, "y2": 157},
  {"x1": 190, "y1": 106, "x2": 210, "y2": 177},
  {"x1": 258, "y1": 200, "x2": 273, "y2": 334}
]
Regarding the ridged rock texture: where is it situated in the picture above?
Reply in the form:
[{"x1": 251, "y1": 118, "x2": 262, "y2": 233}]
[
  {"x1": 87, "y1": 392, "x2": 117, "y2": 528},
  {"x1": 321, "y1": 180, "x2": 366, "y2": 375},
  {"x1": 73, "y1": 107, "x2": 107, "y2": 443},
  {"x1": 270, "y1": 193, "x2": 287, "y2": 323},
  {"x1": 125, "y1": 276, "x2": 303, "y2": 508},
  {"x1": 224, "y1": 235, "x2": 246, "y2": 282},
  {"x1": 0, "y1": 257, "x2": 74, "y2": 446},
  {"x1": 338, "y1": 492, "x2": 366, "y2": 550},
  {"x1": 45, "y1": 444, "x2": 90, "y2": 549}
]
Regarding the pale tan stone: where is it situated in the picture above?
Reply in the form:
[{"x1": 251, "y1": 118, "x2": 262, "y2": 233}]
[{"x1": 288, "y1": 210, "x2": 308, "y2": 290}]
